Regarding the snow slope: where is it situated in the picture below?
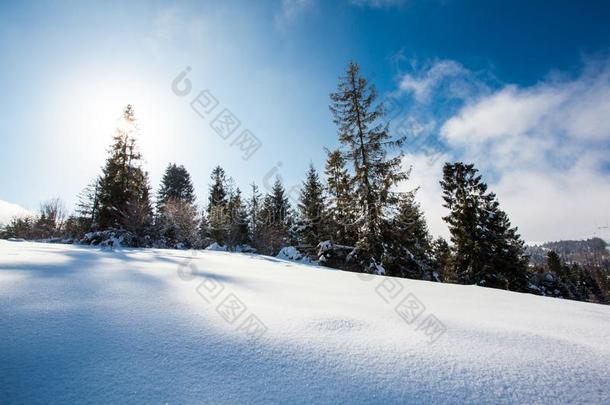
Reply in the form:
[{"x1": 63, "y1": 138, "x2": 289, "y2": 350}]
[{"x1": 1, "y1": 241, "x2": 609, "y2": 404}]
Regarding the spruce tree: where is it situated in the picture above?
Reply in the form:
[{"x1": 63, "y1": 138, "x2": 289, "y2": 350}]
[
  {"x1": 324, "y1": 149, "x2": 356, "y2": 245},
  {"x1": 382, "y1": 192, "x2": 432, "y2": 279},
  {"x1": 542, "y1": 250, "x2": 574, "y2": 299},
  {"x1": 440, "y1": 162, "x2": 528, "y2": 290},
  {"x1": 207, "y1": 166, "x2": 229, "y2": 245},
  {"x1": 329, "y1": 61, "x2": 407, "y2": 270},
  {"x1": 226, "y1": 187, "x2": 249, "y2": 249},
  {"x1": 431, "y1": 237, "x2": 454, "y2": 282},
  {"x1": 208, "y1": 166, "x2": 228, "y2": 212},
  {"x1": 269, "y1": 178, "x2": 291, "y2": 226},
  {"x1": 258, "y1": 178, "x2": 292, "y2": 255},
  {"x1": 297, "y1": 164, "x2": 326, "y2": 247},
  {"x1": 198, "y1": 209, "x2": 212, "y2": 248},
  {"x1": 546, "y1": 251, "x2": 563, "y2": 275},
  {"x1": 478, "y1": 185, "x2": 528, "y2": 290},
  {"x1": 440, "y1": 162, "x2": 482, "y2": 284},
  {"x1": 324, "y1": 150, "x2": 358, "y2": 246},
  {"x1": 121, "y1": 175, "x2": 154, "y2": 243},
  {"x1": 76, "y1": 180, "x2": 100, "y2": 231},
  {"x1": 248, "y1": 183, "x2": 262, "y2": 250},
  {"x1": 95, "y1": 105, "x2": 153, "y2": 238},
  {"x1": 156, "y1": 163, "x2": 199, "y2": 248},
  {"x1": 156, "y1": 163, "x2": 196, "y2": 211}
]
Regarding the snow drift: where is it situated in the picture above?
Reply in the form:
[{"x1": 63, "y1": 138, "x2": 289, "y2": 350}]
[{"x1": 1, "y1": 241, "x2": 609, "y2": 403}]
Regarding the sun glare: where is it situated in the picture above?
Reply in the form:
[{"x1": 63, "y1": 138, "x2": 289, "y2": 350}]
[{"x1": 55, "y1": 70, "x2": 184, "y2": 172}]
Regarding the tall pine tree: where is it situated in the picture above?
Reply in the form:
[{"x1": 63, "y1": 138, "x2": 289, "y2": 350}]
[
  {"x1": 248, "y1": 183, "x2": 263, "y2": 251},
  {"x1": 297, "y1": 164, "x2": 326, "y2": 247},
  {"x1": 95, "y1": 105, "x2": 153, "y2": 238},
  {"x1": 226, "y1": 187, "x2": 250, "y2": 249},
  {"x1": 258, "y1": 178, "x2": 292, "y2": 255},
  {"x1": 329, "y1": 61, "x2": 407, "y2": 270},
  {"x1": 156, "y1": 163, "x2": 196, "y2": 211},
  {"x1": 324, "y1": 149, "x2": 356, "y2": 245},
  {"x1": 431, "y1": 237, "x2": 454, "y2": 282},
  {"x1": 207, "y1": 166, "x2": 229, "y2": 245},
  {"x1": 156, "y1": 163, "x2": 199, "y2": 248},
  {"x1": 382, "y1": 192, "x2": 432, "y2": 279},
  {"x1": 440, "y1": 162, "x2": 528, "y2": 290},
  {"x1": 75, "y1": 180, "x2": 100, "y2": 232}
]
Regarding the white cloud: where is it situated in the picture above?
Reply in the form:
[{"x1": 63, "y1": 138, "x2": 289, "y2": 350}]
[
  {"x1": 275, "y1": 0, "x2": 314, "y2": 28},
  {"x1": 0, "y1": 200, "x2": 32, "y2": 226},
  {"x1": 492, "y1": 159, "x2": 610, "y2": 242},
  {"x1": 399, "y1": 58, "x2": 610, "y2": 242}
]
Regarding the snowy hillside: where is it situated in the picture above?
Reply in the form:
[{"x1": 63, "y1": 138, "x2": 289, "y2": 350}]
[{"x1": 1, "y1": 241, "x2": 609, "y2": 403}]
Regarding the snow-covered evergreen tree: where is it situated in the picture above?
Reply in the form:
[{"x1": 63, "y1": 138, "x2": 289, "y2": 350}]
[
  {"x1": 329, "y1": 61, "x2": 407, "y2": 270},
  {"x1": 208, "y1": 166, "x2": 228, "y2": 212},
  {"x1": 226, "y1": 187, "x2": 249, "y2": 249},
  {"x1": 441, "y1": 162, "x2": 528, "y2": 290},
  {"x1": 247, "y1": 183, "x2": 262, "y2": 250},
  {"x1": 198, "y1": 209, "x2": 212, "y2": 248},
  {"x1": 121, "y1": 178, "x2": 154, "y2": 244},
  {"x1": 382, "y1": 192, "x2": 432, "y2": 279},
  {"x1": 297, "y1": 164, "x2": 326, "y2": 247},
  {"x1": 207, "y1": 166, "x2": 229, "y2": 245},
  {"x1": 156, "y1": 163, "x2": 196, "y2": 211},
  {"x1": 258, "y1": 178, "x2": 292, "y2": 255},
  {"x1": 75, "y1": 180, "x2": 100, "y2": 231},
  {"x1": 324, "y1": 149, "x2": 356, "y2": 246},
  {"x1": 440, "y1": 162, "x2": 481, "y2": 284},
  {"x1": 95, "y1": 105, "x2": 153, "y2": 239},
  {"x1": 478, "y1": 191, "x2": 528, "y2": 290},
  {"x1": 431, "y1": 237, "x2": 454, "y2": 282},
  {"x1": 155, "y1": 163, "x2": 199, "y2": 248}
]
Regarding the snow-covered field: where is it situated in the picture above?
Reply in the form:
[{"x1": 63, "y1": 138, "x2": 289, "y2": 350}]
[{"x1": 1, "y1": 241, "x2": 609, "y2": 404}]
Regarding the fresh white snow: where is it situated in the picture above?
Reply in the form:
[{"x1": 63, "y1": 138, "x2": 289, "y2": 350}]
[{"x1": 1, "y1": 240, "x2": 609, "y2": 403}]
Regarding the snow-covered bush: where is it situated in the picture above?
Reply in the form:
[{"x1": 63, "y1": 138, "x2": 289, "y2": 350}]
[
  {"x1": 277, "y1": 246, "x2": 303, "y2": 261},
  {"x1": 234, "y1": 244, "x2": 257, "y2": 253},
  {"x1": 276, "y1": 246, "x2": 317, "y2": 265},
  {"x1": 80, "y1": 229, "x2": 139, "y2": 248},
  {"x1": 205, "y1": 242, "x2": 228, "y2": 251}
]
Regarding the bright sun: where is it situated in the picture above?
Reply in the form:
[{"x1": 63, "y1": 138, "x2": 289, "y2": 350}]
[{"x1": 55, "y1": 69, "x2": 184, "y2": 170}]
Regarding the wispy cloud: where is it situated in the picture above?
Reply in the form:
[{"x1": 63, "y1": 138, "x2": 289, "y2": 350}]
[
  {"x1": 143, "y1": 6, "x2": 208, "y2": 57},
  {"x1": 350, "y1": 0, "x2": 408, "y2": 8},
  {"x1": 399, "y1": 59, "x2": 490, "y2": 103},
  {"x1": 275, "y1": 0, "x2": 314, "y2": 28}
]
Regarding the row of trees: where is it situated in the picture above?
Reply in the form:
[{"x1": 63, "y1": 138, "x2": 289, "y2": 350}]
[
  {"x1": 1, "y1": 198, "x2": 67, "y2": 241},
  {"x1": 2, "y1": 62, "x2": 607, "y2": 304}
]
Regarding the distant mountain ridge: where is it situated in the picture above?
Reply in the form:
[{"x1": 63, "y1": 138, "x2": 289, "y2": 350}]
[{"x1": 527, "y1": 237, "x2": 609, "y2": 267}]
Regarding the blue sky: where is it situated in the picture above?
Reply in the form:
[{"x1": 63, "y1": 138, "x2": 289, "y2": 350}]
[{"x1": 1, "y1": 0, "x2": 610, "y2": 241}]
